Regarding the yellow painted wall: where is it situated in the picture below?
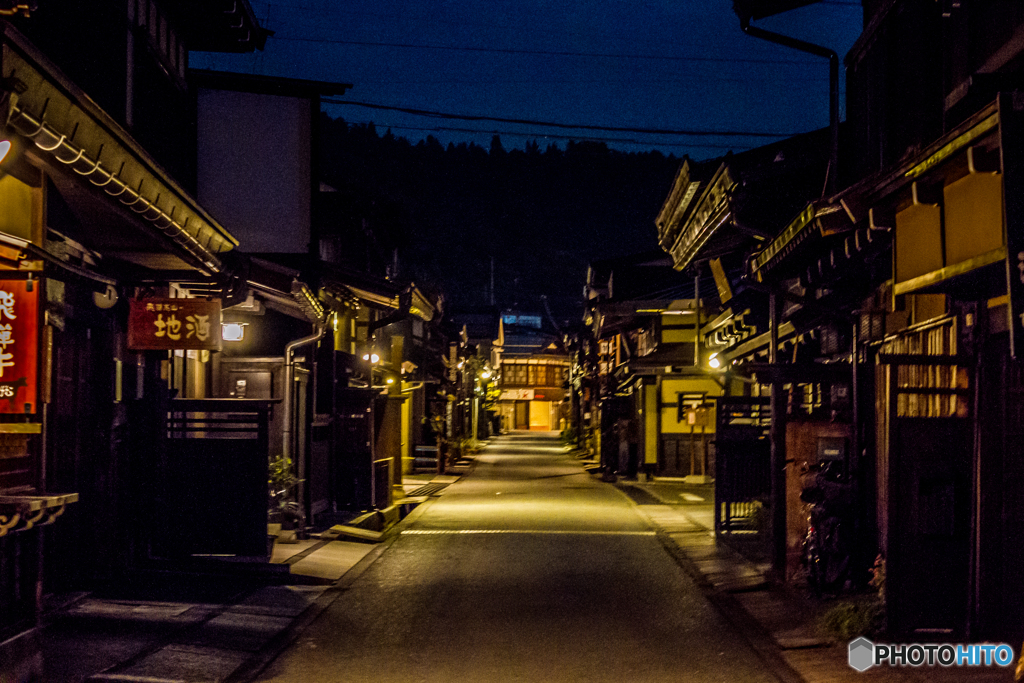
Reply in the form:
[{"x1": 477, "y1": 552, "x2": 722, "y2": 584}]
[
  {"x1": 661, "y1": 328, "x2": 696, "y2": 344},
  {"x1": 644, "y1": 383, "x2": 658, "y2": 464},
  {"x1": 660, "y1": 377, "x2": 723, "y2": 435},
  {"x1": 401, "y1": 389, "x2": 412, "y2": 474},
  {"x1": 0, "y1": 175, "x2": 38, "y2": 244},
  {"x1": 895, "y1": 196, "x2": 942, "y2": 284},
  {"x1": 530, "y1": 400, "x2": 551, "y2": 429},
  {"x1": 943, "y1": 171, "x2": 1004, "y2": 266}
]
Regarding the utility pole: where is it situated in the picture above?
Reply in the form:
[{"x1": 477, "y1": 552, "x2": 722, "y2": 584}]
[{"x1": 769, "y1": 292, "x2": 787, "y2": 581}]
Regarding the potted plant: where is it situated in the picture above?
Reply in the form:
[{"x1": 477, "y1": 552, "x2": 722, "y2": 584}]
[{"x1": 268, "y1": 454, "x2": 304, "y2": 544}]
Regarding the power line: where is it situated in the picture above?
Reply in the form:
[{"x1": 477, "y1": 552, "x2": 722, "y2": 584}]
[
  {"x1": 272, "y1": 34, "x2": 822, "y2": 66},
  {"x1": 344, "y1": 74, "x2": 829, "y2": 84},
  {"x1": 260, "y1": 4, "x2": 827, "y2": 64},
  {"x1": 321, "y1": 99, "x2": 798, "y2": 138},
  {"x1": 262, "y1": 2, "x2": 859, "y2": 55},
  {"x1": 340, "y1": 120, "x2": 754, "y2": 151}
]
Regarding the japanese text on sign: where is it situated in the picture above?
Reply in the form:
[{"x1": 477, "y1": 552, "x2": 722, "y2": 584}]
[
  {"x1": 128, "y1": 298, "x2": 222, "y2": 351},
  {"x1": 0, "y1": 289, "x2": 17, "y2": 378},
  {"x1": 0, "y1": 279, "x2": 39, "y2": 414}
]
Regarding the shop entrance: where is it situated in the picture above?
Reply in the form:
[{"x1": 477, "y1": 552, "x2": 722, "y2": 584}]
[{"x1": 530, "y1": 400, "x2": 552, "y2": 430}]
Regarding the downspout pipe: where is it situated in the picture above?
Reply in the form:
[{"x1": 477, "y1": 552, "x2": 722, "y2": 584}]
[
  {"x1": 283, "y1": 325, "x2": 326, "y2": 526},
  {"x1": 738, "y1": 14, "x2": 839, "y2": 196}
]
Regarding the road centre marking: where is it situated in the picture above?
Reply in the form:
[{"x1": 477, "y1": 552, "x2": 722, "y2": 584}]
[{"x1": 402, "y1": 529, "x2": 656, "y2": 536}]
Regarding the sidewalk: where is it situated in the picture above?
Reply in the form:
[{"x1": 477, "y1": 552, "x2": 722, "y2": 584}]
[
  {"x1": 32, "y1": 473, "x2": 457, "y2": 683},
  {"x1": 30, "y1": 454, "x2": 1012, "y2": 683},
  {"x1": 623, "y1": 476, "x2": 1011, "y2": 683}
]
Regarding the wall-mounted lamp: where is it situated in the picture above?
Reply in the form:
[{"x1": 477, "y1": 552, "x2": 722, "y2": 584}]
[
  {"x1": 707, "y1": 353, "x2": 721, "y2": 369},
  {"x1": 222, "y1": 322, "x2": 247, "y2": 342},
  {"x1": 362, "y1": 352, "x2": 380, "y2": 363},
  {"x1": 480, "y1": 369, "x2": 492, "y2": 380},
  {"x1": 0, "y1": 139, "x2": 11, "y2": 164}
]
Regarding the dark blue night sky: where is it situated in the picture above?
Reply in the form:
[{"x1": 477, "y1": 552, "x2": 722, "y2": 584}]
[{"x1": 191, "y1": 1, "x2": 863, "y2": 157}]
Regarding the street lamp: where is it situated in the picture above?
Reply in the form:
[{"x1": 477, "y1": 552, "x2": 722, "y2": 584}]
[{"x1": 708, "y1": 353, "x2": 721, "y2": 369}]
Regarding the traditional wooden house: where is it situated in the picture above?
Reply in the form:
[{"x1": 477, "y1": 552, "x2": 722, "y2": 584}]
[
  {"x1": 493, "y1": 311, "x2": 569, "y2": 432},
  {"x1": 581, "y1": 252, "x2": 721, "y2": 480},
  {"x1": 0, "y1": 0, "x2": 269, "y2": 663},
  {"x1": 655, "y1": 128, "x2": 838, "y2": 568},
  {"x1": 701, "y1": 0, "x2": 1024, "y2": 642}
]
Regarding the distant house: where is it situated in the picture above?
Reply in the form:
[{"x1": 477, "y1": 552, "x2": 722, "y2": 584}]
[
  {"x1": 578, "y1": 252, "x2": 724, "y2": 479},
  {"x1": 493, "y1": 310, "x2": 568, "y2": 431}
]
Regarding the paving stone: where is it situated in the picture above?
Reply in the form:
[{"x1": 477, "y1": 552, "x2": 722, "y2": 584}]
[
  {"x1": 183, "y1": 612, "x2": 294, "y2": 652},
  {"x1": 114, "y1": 645, "x2": 248, "y2": 683},
  {"x1": 229, "y1": 585, "x2": 327, "y2": 618},
  {"x1": 289, "y1": 540, "x2": 376, "y2": 580},
  {"x1": 68, "y1": 600, "x2": 204, "y2": 624},
  {"x1": 269, "y1": 539, "x2": 319, "y2": 563},
  {"x1": 328, "y1": 524, "x2": 384, "y2": 542}
]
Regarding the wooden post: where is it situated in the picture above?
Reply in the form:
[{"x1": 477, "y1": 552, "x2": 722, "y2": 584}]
[{"x1": 769, "y1": 292, "x2": 788, "y2": 581}]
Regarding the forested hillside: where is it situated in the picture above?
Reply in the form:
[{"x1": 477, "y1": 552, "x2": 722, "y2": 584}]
[{"x1": 316, "y1": 115, "x2": 683, "y2": 319}]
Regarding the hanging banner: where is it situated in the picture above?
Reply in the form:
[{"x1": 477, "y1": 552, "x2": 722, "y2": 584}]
[
  {"x1": 128, "y1": 298, "x2": 222, "y2": 351},
  {"x1": 0, "y1": 278, "x2": 39, "y2": 414}
]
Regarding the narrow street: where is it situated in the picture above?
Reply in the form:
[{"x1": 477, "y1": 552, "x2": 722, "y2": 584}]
[{"x1": 255, "y1": 432, "x2": 783, "y2": 683}]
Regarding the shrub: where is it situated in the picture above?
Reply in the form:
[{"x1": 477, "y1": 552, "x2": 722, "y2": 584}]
[{"x1": 820, "y1": 600, "x2": 885, "y2": 640}]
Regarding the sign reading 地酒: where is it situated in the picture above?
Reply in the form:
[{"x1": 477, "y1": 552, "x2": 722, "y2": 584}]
[
  {"x1": 0, "y1": 279, "x2": 39, "y2": 414},
  {"x1": 128, "y1": 298, "x2": 222, "y2": 351}
]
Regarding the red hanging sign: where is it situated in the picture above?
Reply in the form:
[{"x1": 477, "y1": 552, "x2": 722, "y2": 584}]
[
  {"x1": 0, "y1": 279, "x2": 39, "y2": 414},
  {"x1": 128, "y1": 298, "x2": 222, "y2": 351}
]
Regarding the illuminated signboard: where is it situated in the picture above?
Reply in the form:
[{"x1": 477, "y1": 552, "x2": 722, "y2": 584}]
[
  {"x1": 499, "y1": 389, "x2": 535, "y2": 401},
  {"x1": 0, "y1": 279, "x2": 39, "y2": 414},
  {"x1": 128, "y1": 298, "x2": 222, "y2": 351}
]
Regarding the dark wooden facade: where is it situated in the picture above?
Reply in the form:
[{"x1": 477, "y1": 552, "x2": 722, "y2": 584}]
[
  {"x1": 0, "y1": 0, "x2": 264, "y2": 657},
  {"x1": 654, "y1": 0, "x2": 1024, "y2": 643}
]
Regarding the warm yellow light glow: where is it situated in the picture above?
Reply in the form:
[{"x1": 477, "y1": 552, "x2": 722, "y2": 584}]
[
  {"x1": 0, "y1": 140, "x2": 10, "y2": 164},
  {"x1": 221, "y1": 322, "x2": 245, "y2": 342},
  {"x1": 362, "y1": 353, "x2": 370, "y2": 361},
  {"x1": 481, "y1": 369, "x2": 492, "y2": 379},
  {"x1": 371, "y1": 353, "x2": 380, "y2": 363},
  {"x1": 708, "y1": 354, "x2": 721, "y2": 369},
  {"x1": 386, "y1": 378, "x2": 395, "y2": 384}
]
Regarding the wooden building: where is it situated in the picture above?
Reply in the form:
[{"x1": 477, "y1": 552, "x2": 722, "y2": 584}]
[{"x1": 0, "y1": 0, "x2": 268, "y2": 663}]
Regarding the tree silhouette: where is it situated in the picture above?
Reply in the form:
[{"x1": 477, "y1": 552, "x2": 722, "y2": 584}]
[{"x1": 316, "y1": 115, "x2": 681, "y2": 319}]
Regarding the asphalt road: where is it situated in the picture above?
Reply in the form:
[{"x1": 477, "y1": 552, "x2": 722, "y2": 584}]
[{"x1": 255, "y1": 432, "x2": 784, "y2": 683}]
